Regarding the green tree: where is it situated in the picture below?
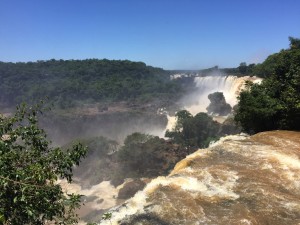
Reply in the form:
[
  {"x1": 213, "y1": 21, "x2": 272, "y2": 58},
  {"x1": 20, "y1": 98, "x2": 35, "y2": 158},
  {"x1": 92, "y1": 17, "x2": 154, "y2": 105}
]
[
  {"x1": 289, "y1": 36, "x2": 300, "y2": 49},
  {"x1": 113, "y1": 132, "x2": 183, "y2": 184},
  {"x1": 0, "y1": 103, "x2": 87, "y2": 224},
  {"x1": 65, "y1": 136, "x2": 118, "y2": 186},
  {"x1": 173, "y1": 110, "x2": 193, "y2": 131},
  {"x1": 234, "y1": 83, "x2": 281, "y2": 133},
  {"x1": 0, "y1": 59, "x2": 180, "y2": 109},
  {"x1": 117, "y1": 133, "x2": 156, "y2": 175},
  {"x1": 238, "y1": 62, "x2": 247, "y2": 74},
  {"x1": 235, "y1": 37, "x2": 300, "y2": 133},
  {"x1": 165, "y1": 110, "x2": 220, "y2": 149}
]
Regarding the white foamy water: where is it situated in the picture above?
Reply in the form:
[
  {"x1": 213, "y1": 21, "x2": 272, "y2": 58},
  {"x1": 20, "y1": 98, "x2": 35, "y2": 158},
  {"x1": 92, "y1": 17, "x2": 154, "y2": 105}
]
[
  {"x1": 160, "y1": 75, "x2": 262, "y2": 136},
  {"x1": 100, "y1": 171, "x2": 239, "y2": 225},
  {"x1": 98, "y1": 131, "x2": 300, "y2": 225},
  {"x1": 158, "y1": 114, "x2": 177, "y2": 137},
  {"x1": 58, "y1": 180, "x2": 119, "y2": 210},
  {"x1": 183, "y1": 75, "x2": 262, "y2": 115}
]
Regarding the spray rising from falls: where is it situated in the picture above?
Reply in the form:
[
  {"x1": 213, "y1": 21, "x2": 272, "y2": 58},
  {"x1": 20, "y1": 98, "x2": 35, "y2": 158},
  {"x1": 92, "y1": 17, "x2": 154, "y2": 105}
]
[
  {"x1": 182, "y1": 75, "x2": 262, "y2": 115},
  {"x1": 160, "y1": 75, "x2": 262, "y2": 136},
  {"x1": 100, "y1": 131, "x2": 300, "y2": 225}
]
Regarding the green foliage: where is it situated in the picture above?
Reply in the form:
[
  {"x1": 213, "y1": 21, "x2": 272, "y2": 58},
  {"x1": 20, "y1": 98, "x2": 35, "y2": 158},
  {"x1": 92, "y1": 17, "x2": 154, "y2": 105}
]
[
  {"x1": 68, "y1": 136, "x2": 118, "y2": 157},
  {"x1": 173, "y1": 110, "x2": 193, "y2": 131},
  {"x1": 165, "y1": 110, "x2": 220, "y2": 149},
  {"x1": 101, "y1": 212, "x2": 112, "y2": 221},
  {"x1": 235, "y1": 37, "x2": 300, "y2": 133},
  {"x1": 213, "y1": 63, "x2": 255, "y2": 76},
  {"x1": 67, "y1": 131, "x2": 187, "y2": 187},
  {"x1": 122, "y1": 132, "x2": 153, "y2": 147},
  {"x1": 0, "y1": 102, "x2": 87, "y2": 224},
  {"x1": 69, "y1": 136, "x2": 118, "y2": 185},
  {"x1": 117, "y1": 133, "x2": 155, "y2": 165},
  {"x1": 0, "y1": 59, "x2": 180, "y2": 109},
  {"x1": 117, "y1": 133, "x2": 165, "y2": 177},
  {"x1": 252, "y1": 52, "x2": 282, "y2": 78},
  {"x1": 112, "y1": 132, "x2": 182, "y2": 184},
  {"x1": 219, "y1": 116, "x2": 242, "y2": 135},
  {"x1": 289, "y1": 36, "x2": 300, "y2": 49},
  {"x1": 235, "y1": 84, "x2": 280, "y2": 132},
  {"x1": 253, "y1": 36, "x2": 300, "y2": 77},
  {"x1": 238, "y1": 62, "x2": 247, "y2": 74}
]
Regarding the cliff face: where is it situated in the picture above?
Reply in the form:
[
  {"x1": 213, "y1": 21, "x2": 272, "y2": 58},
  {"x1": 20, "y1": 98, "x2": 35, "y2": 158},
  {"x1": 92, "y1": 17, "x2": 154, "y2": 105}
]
[{"x1": 100, "y1": 131, "x2": 300, "y2": 225}]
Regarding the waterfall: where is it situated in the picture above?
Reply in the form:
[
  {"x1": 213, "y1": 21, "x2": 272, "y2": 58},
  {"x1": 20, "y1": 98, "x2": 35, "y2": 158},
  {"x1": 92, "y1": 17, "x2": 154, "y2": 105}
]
[
  {"x1": 183, "y1": 75, "x2": 262, "y2": 115},
  {"x1": 161, "y1": 75, "x2": 262, "y2": 135}
]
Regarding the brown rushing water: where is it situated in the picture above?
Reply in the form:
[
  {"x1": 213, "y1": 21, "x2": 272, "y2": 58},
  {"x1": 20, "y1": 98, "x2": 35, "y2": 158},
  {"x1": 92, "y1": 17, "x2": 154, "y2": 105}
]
[{"x1": 100, "y1": 131, "x2": 300, "y2": 225}]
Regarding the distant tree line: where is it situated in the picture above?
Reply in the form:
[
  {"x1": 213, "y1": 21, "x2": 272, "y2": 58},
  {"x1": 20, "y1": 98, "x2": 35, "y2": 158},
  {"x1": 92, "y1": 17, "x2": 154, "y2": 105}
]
[{"x1": 0, "y1": 59, "x2": 181, "y2": 109}]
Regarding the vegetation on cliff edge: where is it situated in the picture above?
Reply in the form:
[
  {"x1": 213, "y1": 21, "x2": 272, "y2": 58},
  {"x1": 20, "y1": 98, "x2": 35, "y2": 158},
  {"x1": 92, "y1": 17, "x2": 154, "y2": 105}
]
[{"x1": 235, "y1": 37, "x2": 300, "y2": 133}]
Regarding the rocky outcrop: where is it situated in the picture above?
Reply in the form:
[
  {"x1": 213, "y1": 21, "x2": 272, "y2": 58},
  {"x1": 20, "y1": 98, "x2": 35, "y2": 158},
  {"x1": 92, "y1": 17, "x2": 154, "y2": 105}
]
[
  {"x1": 206, "y1": 92, "x2": 232, "y2": 116},
  {"x1": 100, "y1": 131, "x2": 300, "y2": 225}
]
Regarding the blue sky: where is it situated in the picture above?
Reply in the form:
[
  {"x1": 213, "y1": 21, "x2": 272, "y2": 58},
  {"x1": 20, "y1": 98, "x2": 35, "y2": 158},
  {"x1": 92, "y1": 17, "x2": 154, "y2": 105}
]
[{"x1": 0, "y1": 0, "x2": 299, "y2": 69}]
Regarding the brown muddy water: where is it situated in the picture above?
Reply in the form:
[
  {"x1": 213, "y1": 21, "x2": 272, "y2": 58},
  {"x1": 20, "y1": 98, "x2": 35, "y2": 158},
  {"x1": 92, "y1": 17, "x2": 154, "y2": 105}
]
[{"x1": 99, "y1": 131, "x2": 300, "y2": 225}]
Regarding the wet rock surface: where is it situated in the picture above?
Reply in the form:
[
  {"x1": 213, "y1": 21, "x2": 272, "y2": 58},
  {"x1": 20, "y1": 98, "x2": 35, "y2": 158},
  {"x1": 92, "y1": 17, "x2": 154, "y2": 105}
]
[
  {"x1": 101, "y1": 131, "x2": 300, "y2": 225},
  {"x1": 206, "y1": 92, "x2": 232, "y2": 116}
]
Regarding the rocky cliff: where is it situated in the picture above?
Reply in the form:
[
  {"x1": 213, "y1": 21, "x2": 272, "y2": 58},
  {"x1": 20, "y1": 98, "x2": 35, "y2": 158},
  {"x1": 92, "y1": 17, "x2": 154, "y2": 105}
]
[{"x1": 100, "y1": 131, "x2": 300, "y2": 225}]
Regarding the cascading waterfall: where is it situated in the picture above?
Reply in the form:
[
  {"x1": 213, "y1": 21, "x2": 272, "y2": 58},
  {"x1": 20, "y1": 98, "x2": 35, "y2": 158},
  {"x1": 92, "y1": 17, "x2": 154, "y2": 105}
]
[
  {"x1": 183, "y1": 75, "x2": 262, "y2": 115},
  {"x1": 161, "y1": 75, "x2": 262, "y2": 136}
]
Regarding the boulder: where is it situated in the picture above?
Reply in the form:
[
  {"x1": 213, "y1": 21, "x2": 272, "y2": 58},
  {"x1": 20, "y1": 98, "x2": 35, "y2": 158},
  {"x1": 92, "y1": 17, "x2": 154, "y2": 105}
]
[{"x1": 206, "y1": 92, "x2": 232, "y2": 116}]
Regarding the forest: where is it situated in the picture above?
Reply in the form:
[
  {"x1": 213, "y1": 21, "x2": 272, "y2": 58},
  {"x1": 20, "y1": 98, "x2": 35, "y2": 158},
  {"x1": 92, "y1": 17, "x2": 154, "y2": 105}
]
[{"x1": 0, "y1": 59, "x2": 180, "y2": 109}]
